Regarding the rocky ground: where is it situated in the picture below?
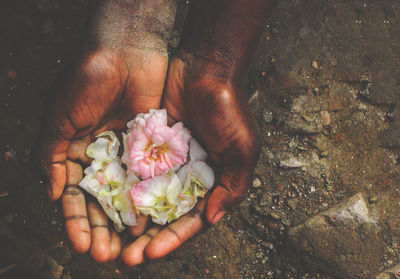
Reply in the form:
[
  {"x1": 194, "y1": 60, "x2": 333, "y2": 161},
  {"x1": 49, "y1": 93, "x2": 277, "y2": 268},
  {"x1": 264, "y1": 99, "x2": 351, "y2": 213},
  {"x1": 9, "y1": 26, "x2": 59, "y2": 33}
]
[{"x1": 1, "y1": 0, "x2": 400, "y2": 278}]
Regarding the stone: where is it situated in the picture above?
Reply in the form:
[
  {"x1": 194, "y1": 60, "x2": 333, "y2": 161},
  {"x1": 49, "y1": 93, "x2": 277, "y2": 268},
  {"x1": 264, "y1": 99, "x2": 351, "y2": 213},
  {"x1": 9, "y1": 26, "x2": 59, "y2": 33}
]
[
  {"x1": 268, "y1": 213, "x2": 281, "y2": 220},
  {"x1": 279, "y1": 157, "x2": 308, "y2": 168},
  {"x1": 252, "y1": 178, "x2": 262, "y2": 188},
  {"x1": 376, "y1": 264, "x2": 400, "y2": 279},
  {"x1": 283, "y1": 95, "x2": 323, "y2": 134},
  {"x1": 320, "y1": 111, "x2": 331, "y2": 126},
  {"x1": 288, "y1": 193, "x2": 385, "y2": 278}
]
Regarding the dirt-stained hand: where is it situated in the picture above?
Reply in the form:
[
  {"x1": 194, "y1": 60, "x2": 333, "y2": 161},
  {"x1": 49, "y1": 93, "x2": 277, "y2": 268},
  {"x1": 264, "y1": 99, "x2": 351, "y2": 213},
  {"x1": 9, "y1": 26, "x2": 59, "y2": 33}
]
[
  {"x1": 121, "y1": 56, "x2": 261, "y2": 266},
  {"x1": 38, "y1": 48, "x2": 167, "y2": 262}
]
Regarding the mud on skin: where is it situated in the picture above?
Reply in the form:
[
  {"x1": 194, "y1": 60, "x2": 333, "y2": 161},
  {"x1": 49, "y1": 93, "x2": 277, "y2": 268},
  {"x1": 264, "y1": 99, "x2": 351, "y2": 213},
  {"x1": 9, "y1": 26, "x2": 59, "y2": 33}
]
[{"x1": 3, "y1": 0, "x2": 400, "y2": 278}]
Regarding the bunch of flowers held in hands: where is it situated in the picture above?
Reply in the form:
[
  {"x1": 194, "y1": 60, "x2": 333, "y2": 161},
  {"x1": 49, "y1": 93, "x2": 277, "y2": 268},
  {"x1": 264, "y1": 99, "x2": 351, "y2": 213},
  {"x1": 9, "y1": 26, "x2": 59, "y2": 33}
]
[{"x1": 79, "y1": 109, "x2": 215, "y2": 231}]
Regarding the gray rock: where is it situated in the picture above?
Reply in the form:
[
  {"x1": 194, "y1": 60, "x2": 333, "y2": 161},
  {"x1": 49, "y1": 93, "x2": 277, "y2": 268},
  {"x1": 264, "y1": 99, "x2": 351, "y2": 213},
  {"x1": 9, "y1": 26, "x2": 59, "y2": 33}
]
[
  {"x1": 288, "y1": 193, "x2": 385, "y2": 278},
  {"x1": 283, "y1": 95, "x2": 324, "y2": 134},
  {"x1": 376, "y1": 264, "x2": 400, "y2": 279},
  {"x1": 279, "y1": 156, "x2": 308, "y2": 168}
]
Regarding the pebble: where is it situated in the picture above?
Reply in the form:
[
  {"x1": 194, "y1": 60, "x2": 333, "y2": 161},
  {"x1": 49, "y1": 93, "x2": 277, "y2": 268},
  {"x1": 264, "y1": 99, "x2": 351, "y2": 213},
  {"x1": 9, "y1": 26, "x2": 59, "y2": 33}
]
[
  {"x1": 321, "y1": 110, "x2": 331, "y2": 126},
  {"x1": 312, "y1": 60, "x2": 319, "y2": 69},
  {"x1": 263, "y1": 109, "x2": 274, "y2": 124},
  {"x1": 252, "y1": 178, "x2": 262, "y2": 188},
  {"x1": 269, "y1": 213, "x2": 281, "y2": 220},
  {"x1": 249, "y1": 193, "x2": 257, "y2": 199},
  {"x1": 369, "y1": 196, "x2": 378, "y2": 203},
  {"x1": 357, "y1": 103, "x2": 368, "y2": 110}
]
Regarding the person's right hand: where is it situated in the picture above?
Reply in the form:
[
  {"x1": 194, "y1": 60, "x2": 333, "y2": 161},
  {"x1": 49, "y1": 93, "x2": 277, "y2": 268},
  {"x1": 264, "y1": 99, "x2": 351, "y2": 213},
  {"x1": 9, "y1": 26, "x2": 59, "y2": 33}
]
[{"x1": 38, "y1": 48, "x2": 168, "y2": 262}]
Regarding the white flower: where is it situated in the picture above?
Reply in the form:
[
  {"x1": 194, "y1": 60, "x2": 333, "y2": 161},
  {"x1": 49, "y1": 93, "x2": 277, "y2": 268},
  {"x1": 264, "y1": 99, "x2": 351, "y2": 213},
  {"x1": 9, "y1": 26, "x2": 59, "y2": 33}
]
[
  {"x1": 130, "y1": 139, "x2": 215, "y2": 225},
  {"x1": 86, "y1": 131, "x2": 119, "y2": 162},
  {"x1": 79, "y1": 131, "x2": 138, "y2": 231}
]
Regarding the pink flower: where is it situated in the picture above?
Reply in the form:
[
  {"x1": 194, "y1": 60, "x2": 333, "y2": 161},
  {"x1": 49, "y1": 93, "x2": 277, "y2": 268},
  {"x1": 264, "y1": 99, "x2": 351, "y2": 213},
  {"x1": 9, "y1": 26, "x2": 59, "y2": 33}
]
[{"x1": 122, "y1": 109, "x2": 191, "y2": 179}]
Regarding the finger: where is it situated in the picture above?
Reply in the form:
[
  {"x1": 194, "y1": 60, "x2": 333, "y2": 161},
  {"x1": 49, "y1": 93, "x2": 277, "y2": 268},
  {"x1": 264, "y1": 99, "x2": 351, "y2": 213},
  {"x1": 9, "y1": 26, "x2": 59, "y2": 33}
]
[
  {"x1": 62, "y1": 182, "x2": 91, "y2": 254},
  {"x1": 145, "y1": 200, "x2": 207, "y2": 260},
  {"x1": 122, "y1": 227, "x2": 162, "y2": 268},
  {"x1": 205, "y1": 185, "x2": 231, "y2": 224},
  {"x1": 129, "y1": 214, "x2": 149, "y2": 238},
  {"x1": 62, "y1": 161, "x2": 90, "y2": 253},
  {"x1": 206, "y1": 172, "x2": 249, "y2": 225},
  {"x1": 110, "y1": 229, "x2": 122, "y2": 261},
  {"x1": 87, "y1": 202, "x2": 111, "y2": 262},
  {"x1": 67, "y1": 135, "x2": 92, "y2": 165},
  {"x1": 206, "y1": 134, "x2": 260, "y2": 224}
]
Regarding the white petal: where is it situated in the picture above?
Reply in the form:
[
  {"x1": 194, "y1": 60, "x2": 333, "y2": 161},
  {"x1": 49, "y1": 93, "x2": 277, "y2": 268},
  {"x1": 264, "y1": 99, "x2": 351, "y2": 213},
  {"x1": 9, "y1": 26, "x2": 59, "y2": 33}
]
[
  {"x1": 125, "y1": 172, "x2": 140, "y2": 187},
  {"x1": 79, "y1": 174, "x2": 100, "y2": 196},
  {"x1": 191, "y1": 161, "x2": 215, "y2": 190},
  {"x1": 177, "y1": 164, "x2": 192, "y2": 193},
  {"x1": 97, "y1": 196, "x2": 124, "y2": 231},
  {"x1": 131, "y1": 175, "x2": 169, "y2": 207},
  {"x1": 189, "y1": 138, "x2": 207, "y2": 162},
  {"x1": 152, "y1": 211, "x2": 170, "y2": 225},
  {"x1": 86, "y1": 131, "x2": 119, "y2": 162},
  {"x1": 104, "y1": 159, "x2": 126, "y2": 185},
  {"x1": 120, "y1": 210, "x2": 137, "y2": 226},
  {"x1": 126, "y1": 119, "x2": 135, "y2": 130},
  {"x1": 149, "y1": 109, "x2": 167, "y2": 125},
  {"x1": 167, "y1": 174, "x2": 183, "y2": 205}
]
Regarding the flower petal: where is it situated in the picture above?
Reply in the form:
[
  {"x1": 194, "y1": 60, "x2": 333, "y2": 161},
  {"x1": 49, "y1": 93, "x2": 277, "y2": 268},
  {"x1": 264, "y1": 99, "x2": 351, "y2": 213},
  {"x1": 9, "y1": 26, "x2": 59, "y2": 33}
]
[
  {"x1": 189, "y1": 138, "x2": 207, "y2": 162},
  {"x1": 130, "y1": 175, "x2": 169, "y2": 207},
  {"x1": 86, "y1": 131, "x2": 119, "y2": 162},
  {"x1": 166, "y1": 174, "x2": 183, "y2": 206},
  {"x1": 191, "y1": 161, "x2": 215, "y2": 190},
  {"x1": 97, "y1": 195, "x2": 124, "y2": 231}
]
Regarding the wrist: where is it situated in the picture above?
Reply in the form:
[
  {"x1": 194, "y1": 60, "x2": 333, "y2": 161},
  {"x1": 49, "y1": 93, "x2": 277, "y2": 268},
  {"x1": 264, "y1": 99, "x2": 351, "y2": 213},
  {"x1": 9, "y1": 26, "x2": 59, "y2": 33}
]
[
  {"x1": 85, "y1": 0, "x2": 178, "y2": 54},
  {"x1": 176, "y1": 48, "x2": 244, "y2": 86}
]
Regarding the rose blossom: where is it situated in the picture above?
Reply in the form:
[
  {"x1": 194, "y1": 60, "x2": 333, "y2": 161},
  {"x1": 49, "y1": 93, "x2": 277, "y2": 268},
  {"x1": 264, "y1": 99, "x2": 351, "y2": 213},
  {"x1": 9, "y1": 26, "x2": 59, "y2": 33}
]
[{"x1": 122, "y1": 109, "x2": 191, "y2": 179}]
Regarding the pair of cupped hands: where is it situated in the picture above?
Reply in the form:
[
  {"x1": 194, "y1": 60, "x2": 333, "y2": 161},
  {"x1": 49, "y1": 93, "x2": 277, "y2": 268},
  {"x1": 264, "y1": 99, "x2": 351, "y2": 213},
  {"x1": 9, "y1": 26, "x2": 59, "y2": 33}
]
[{"x1": 38, "y1": 47, "x2": 260, "y2": 267}]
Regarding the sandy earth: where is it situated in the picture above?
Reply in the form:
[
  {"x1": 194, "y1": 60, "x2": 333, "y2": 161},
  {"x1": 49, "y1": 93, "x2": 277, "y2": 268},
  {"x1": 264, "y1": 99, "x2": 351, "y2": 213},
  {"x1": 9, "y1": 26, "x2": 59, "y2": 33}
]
[{"x1": 2, "y1": 0, "x2": 400, "y2": 278}]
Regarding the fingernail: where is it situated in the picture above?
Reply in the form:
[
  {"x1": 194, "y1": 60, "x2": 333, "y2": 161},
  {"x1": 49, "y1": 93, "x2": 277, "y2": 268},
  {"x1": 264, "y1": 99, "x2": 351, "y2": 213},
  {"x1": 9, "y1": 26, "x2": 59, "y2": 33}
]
[{"x1": 211, "y1": 210, "x2": 226, "y2": 224}]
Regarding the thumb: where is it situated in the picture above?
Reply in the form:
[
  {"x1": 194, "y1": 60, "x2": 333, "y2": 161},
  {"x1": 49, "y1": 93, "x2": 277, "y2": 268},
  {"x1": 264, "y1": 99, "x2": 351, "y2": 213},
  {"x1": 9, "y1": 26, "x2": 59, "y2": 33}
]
[
  {"x1": 205, "y1": 174, "x2": 250, "y2": 225},
  {"x1": 205, "y1": 132, "x2": 261, "y2": 225}
]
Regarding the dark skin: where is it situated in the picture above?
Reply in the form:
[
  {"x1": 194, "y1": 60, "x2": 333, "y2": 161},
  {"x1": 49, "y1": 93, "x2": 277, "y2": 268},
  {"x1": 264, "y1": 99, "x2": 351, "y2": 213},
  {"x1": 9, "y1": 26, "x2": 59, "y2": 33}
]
[{"x1": 39, "y1": 0, "x2": 271, "y2": 265}]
